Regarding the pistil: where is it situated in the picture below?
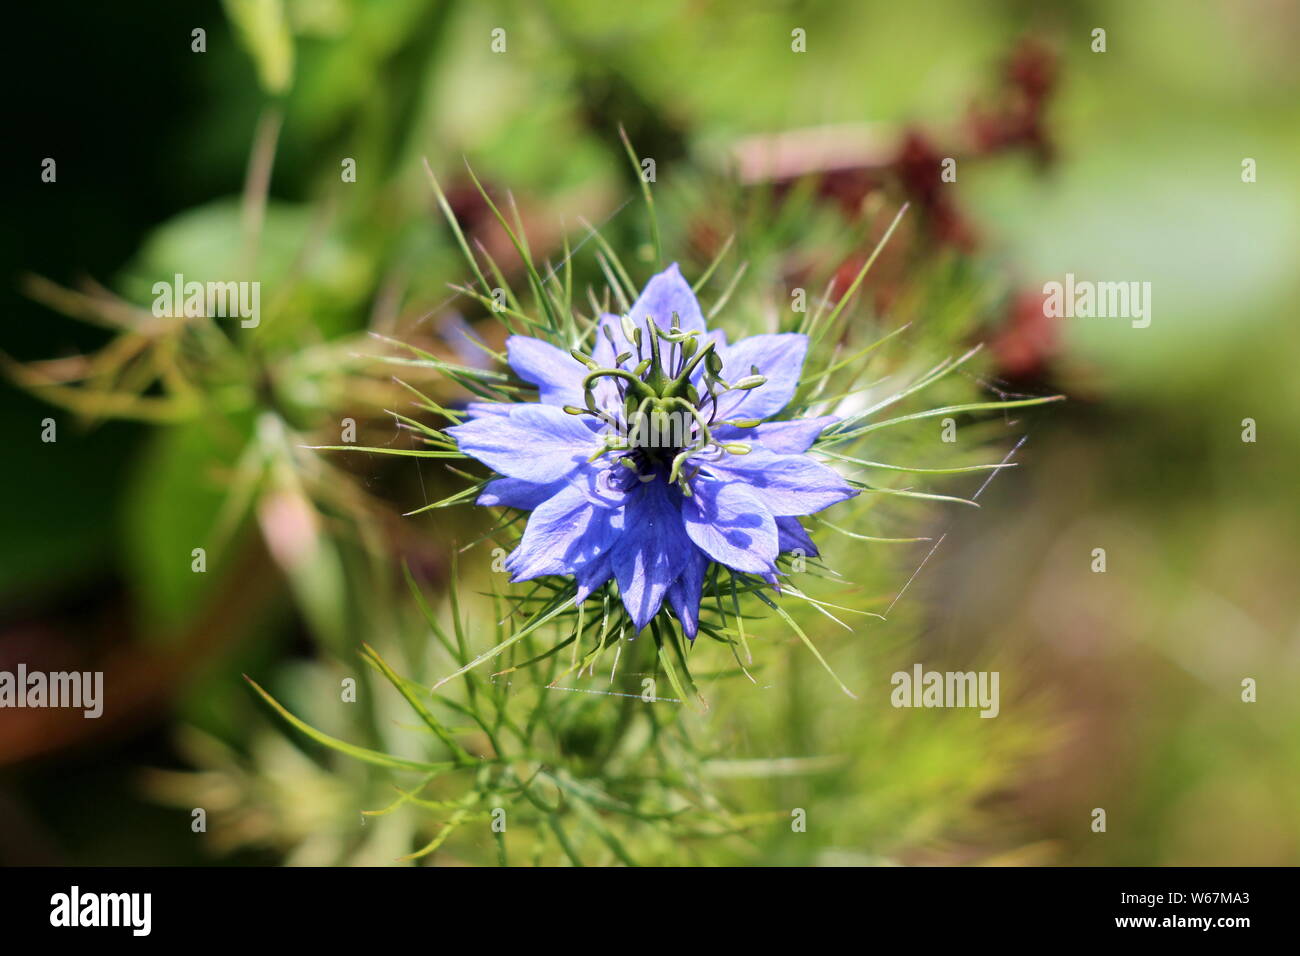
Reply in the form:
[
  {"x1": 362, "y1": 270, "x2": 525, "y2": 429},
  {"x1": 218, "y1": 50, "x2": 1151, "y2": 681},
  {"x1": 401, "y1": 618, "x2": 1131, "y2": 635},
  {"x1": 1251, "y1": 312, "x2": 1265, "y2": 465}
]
[{"x1": 562, "y1": 316, "x2": 767, "y2": 496}]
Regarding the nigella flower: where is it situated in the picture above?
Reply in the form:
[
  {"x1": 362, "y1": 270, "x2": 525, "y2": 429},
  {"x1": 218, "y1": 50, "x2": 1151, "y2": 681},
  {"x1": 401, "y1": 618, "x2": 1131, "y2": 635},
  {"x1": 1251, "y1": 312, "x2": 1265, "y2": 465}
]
[{"x1": 446, "y1": 264, "x2": 856, "y2": 638}]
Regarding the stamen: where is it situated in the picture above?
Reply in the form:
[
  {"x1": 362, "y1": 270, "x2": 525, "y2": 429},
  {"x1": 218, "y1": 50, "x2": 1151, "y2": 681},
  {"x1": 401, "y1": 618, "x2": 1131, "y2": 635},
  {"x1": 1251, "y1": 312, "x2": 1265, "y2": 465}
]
[{"x1": 569, "y1": 348, "x2": 599, "y2": 370}]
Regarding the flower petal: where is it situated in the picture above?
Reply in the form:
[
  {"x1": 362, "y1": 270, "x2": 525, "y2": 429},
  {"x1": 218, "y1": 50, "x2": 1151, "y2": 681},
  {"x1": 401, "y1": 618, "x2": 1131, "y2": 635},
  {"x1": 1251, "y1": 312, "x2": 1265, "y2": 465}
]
[
  {"x1": 592, "y1": 314, "x2": 626, "y2": 367},
  {"x1": 701, "y1": 445, "x2": 857, "y2": 517},
  {"x1": 712, "y1": 333, "x2": 808, "y2": 421},
  {"x1": 680, "y1": 476, "x2": 778, "y2": 574},
  {"x1": 713, "y1": 414, "x2": 837, "y2": 454},
  {"x1": 446, "y1": 403, "x2": 595, "y2": 483},
  {"x1": 505, "y1": 336, "x2": 587, "y2": 407},
  {"x1": 464, "y1": 402, "x2": 519, "y2": 418},
  {"x1": 628, "y1": 262, "x2": 706, "y2": 337},
  {"x1": 477, "y1": 477, "x2": 564, "y2": 509},
  {"x1": 753, "y1": 415, "x2": 838, "y2": 453},
  {"x1": 776, "y1": 516, "x2": 820, "y2": 558},
  {"x1": 609, "y1": 480, "x2": 694, "y2": 632},
  {"x1": 506, "y1": 484, "x2": 618, "y2": 582},
  {"x1": 593, "y1": 264, "x2": 709, "y2": 376},
  {"x1": 667, "y1": 545, "x2": 708, "y2": 640},
  {"x1": 574, "y1": 548, "x2": 616, "y2": 602}
]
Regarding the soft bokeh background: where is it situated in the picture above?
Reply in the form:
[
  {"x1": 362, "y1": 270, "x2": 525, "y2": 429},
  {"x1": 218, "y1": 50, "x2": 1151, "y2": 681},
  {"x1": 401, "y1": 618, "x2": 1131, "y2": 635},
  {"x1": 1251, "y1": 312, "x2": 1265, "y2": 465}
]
[{"x1": 2, "y1": 0, "x2": 1297, "y2": 865}]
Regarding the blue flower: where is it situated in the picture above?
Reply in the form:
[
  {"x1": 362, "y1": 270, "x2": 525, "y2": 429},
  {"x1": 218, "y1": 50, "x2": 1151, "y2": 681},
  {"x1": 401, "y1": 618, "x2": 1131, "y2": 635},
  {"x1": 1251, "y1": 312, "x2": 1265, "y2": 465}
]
[{"x1": 446, "y1": 264, "x2": 856, "y2": 638}]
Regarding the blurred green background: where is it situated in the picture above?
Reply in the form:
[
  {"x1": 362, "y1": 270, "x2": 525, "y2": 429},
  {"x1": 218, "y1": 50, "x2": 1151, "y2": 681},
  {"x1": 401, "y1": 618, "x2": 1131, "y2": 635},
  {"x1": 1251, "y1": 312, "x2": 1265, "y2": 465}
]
[{"x1": 2, "y1": 0, "x2": 1297, "y2": 865}]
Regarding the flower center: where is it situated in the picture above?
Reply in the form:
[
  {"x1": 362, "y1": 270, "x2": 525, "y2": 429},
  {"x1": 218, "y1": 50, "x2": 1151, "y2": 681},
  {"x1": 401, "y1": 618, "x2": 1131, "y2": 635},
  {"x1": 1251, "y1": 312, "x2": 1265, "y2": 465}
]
[{"x1": 563, "y1": 316, "x2": 766, "y2": 497}]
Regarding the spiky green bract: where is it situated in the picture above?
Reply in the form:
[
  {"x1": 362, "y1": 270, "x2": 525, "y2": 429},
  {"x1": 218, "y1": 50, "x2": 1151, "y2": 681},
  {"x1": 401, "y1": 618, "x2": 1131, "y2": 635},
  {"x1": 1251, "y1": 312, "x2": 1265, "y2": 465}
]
[{"x1": 243, "y1": 563, "x2": 775, "y2": 866}]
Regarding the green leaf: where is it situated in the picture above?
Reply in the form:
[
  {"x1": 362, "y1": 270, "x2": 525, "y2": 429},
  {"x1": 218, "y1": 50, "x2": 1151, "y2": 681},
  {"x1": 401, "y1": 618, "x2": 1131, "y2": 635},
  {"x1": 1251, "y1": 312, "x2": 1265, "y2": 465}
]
[
  {"x1": 360, "y1": 643, "x2": 476, "y2": 764},
  {"x1": 306, "y1": 444, "x2": 464, "y2": 458},
  {"x1": 123, "y1": 416, "x2": 253, "y2": 641},
  {"x1": 755, "y1": 590, "x2": 857, "y2": 699},
  {"x1": 619, "y1": 125, "x2": 661, "y2": 269},
  {"x1": 244, "y1": 675, "x2": 455, "y2": 774},
  {"x1": 223, "y1": 0, "x2": 295, "y2": 96},
  {"x1": 432, "y1": 589, "x2": 578, "y2": 690}
]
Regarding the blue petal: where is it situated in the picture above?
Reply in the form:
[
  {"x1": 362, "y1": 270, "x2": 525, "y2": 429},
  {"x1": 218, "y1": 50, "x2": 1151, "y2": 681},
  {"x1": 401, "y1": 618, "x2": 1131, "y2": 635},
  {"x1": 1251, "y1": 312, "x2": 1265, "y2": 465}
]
[
  {"x1": 595, "y1": 264, "x2": 708, "y2": 364},
  {"x1": 667, "y1": 546, "x2": 708, "y2": 640},
  {"x1": 776, "y1": 516, "x2": 820, "y2": 558},
  {"x1": 505, "y1": 336, "x2": 587, "y2": 407},
  {"x1": 591, "y1": 314, "x2": 626, "y2": 368},
  {"x1": 574, "y1": 548, "x2": 616, "y2": 602},
  {"x1": 753, "y1": 415, "x2": 838, "y2": 453},
  {"x1": 681, "y1": 475, "x2": 778, "y2": 574},
  {"x1": 712, "y1": 414, "x2": 837, "y2": 453},
  {"x1": 479, "y1": 461, "x2": 626, "y2": 511},
  {"x1": 446, "y1": 403, "x2": 595, "y2": 483},
  {"x1": 464, "y1": 402, "x2": 522, "y2": 418},
  {"x1": 628, "y1": 263, "x2": 707, "y2": 336},
  {"x1": 506, "y1": 484, "x2": 618, "y2": 582},
  {"x1": 477, "y1": 477, "x2": 564, "y2": 509},
  {"x1": 701, "y1": 446, "x2": 857, "y2": 516},
  {"x1": 546, "y1": 461, "x2": 631, "y2": 511},
  {"x1": 467, "y1": 397, "x2": 606, "y2": 435},
  {"x1": 609, "y1": 480, "x2": 694, "y2": 633},
  {"x1": 712, "y1": 333, "x2": 808, "y2": 422}
]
